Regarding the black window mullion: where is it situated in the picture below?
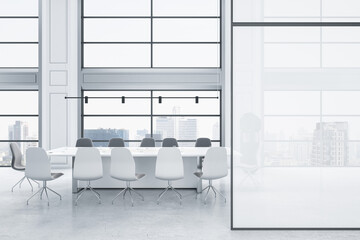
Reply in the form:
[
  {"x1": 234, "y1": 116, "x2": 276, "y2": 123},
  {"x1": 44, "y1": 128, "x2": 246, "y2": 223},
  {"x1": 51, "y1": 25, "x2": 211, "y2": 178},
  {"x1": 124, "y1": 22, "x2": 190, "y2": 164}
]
[
  {"x1": 81, "y1": 1, "x2": 222, "y2": 68},
  {"x1": 150, "y1": 0, "x2": 154, "y2": 68},
  {"x1": 82, "y1": 90, "x2": 221, "y2": 143},
  {"x1": 151, "y1": 90, "x2": 154, "y2": 138}
]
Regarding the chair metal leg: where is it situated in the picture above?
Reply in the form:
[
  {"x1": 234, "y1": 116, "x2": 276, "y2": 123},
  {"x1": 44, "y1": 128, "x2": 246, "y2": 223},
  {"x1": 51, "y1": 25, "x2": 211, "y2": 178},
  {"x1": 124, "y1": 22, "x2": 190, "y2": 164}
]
[
  {"x1": 196, "y1": 185, "x2": 210, "y2": 199},
  {"x1": 203, "y1": 186, "x2": 211, "y2": 204},
  {"x1": 44, "y1": 186, "x2": 50, "y2": 206},
  {"x1": 123, "y1": 188, "x2": 128, "y2": 199},
  {"x1": 75, "y1": 187, "x2": 87, "y2": 206},
  {"x1": 212, "y1": 187, "x2": 226, "y2": 203},
  {"x1": 89, "y1": 187, "x2": 101, "y2": 204},
  {"x1": 211, "y1": 186, "x2": 217, "y2": 198},
  {"x1": 157, "y1": 186, "x2": 170, "y2": 204},
  {"x1": 112, "y1": 188, "x2": 127, "y2": 204},
  {"x1": 11, "y1": 176, "x2": 26, "y2": 192},
  {"x1": 27, "y1": 187, "x2": 43, "y2": 205},
  {"x1": 128, "y1": 188, "x2": 134, "y2": 207},
  {"x1": 40, "y1": 187, "x2": 45, "y2": 199},
  {"x1": 129, "y1": 187, "x2": 144, "y2": 201},
  {"x1": 89, "y1": 187, "x2": 100, "y2": 197},
  {"x1": 19, "y1": 177, "x2": 25, "y2": 188},
  {"x1": 75, "y1": 181, "x2": 101, "y2": 205},
  {"x1": 200, "y1": 185, "x2": 210, "y2": 193},
  {"x1": 170, "y1": 186, "x2": 181, "y2": 198},
  {"x1": 30, "y1": 179, "x2": 40, "y2": 188},
  {"x1": 158, "y1": 186, "x2": 169, "y2": 197},
  {"x1": 157, "y1": 181, "x2": 182, "y2": 205},
  {"x1": 47, "y1": 186, "x2": 62, "y2": 200},
  {"x1": 26, "y1": 178, "x2": 34, "y2": 192},
  {"x1": 26, "y1": 181, "x2": 61, "y2": 206},
  {"x1": 169, "y1": 186, "x2": 182, "y2": 205}
]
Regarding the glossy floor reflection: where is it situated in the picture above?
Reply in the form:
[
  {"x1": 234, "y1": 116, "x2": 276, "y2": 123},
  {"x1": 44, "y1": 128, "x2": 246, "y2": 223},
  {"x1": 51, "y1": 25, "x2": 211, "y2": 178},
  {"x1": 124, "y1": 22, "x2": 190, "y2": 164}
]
[
  {"x1": 1, "y1": 168, "x2": 359, "y2": 240},
  {"x1": 233, "y1": 167, "x2": 360, "y2": 228}
]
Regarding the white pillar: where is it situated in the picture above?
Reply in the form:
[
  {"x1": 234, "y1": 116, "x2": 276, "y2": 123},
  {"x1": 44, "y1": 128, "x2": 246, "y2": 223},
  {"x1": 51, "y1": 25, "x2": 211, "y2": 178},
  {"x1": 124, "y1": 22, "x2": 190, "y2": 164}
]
[{"x1": 40, "y1": 0, "x2": 79, "y2": 167}]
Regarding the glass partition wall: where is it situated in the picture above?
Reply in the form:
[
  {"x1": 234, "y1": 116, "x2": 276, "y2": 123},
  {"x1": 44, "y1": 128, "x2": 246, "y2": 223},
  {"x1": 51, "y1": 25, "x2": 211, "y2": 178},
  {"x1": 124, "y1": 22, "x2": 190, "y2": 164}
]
[{"x1": 232, "y1": 0, "x2": 360, "y2": 229}]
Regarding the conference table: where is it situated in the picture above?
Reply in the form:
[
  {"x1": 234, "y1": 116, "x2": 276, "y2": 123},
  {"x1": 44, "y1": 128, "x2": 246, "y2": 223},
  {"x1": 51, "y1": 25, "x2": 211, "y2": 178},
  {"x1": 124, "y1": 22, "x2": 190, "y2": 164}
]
[{"x1": 47, "y1": 147, "x2": 230, "y2": 194}]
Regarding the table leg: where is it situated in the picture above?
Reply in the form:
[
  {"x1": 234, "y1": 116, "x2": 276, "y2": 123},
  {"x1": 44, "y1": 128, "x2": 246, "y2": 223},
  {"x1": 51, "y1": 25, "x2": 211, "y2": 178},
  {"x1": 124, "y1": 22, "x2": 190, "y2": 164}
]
[
  {"x1": 197, "y1": 156, "x2": 202, "y2": 193},
  {"x1": 72, "y1": 157, "x2": 78, "y2": 194}
]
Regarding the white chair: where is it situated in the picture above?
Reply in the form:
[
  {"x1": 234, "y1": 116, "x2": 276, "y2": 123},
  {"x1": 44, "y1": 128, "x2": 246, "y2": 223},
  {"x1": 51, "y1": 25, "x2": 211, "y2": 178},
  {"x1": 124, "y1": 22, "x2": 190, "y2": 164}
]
[
  {"x1": 10, "y1": 143, "x2": 40, "y2": 192},
  {"x1": 73, "y1": 148, "x2": 103, "y2": 205},
  {"x1": 25, "y1": 147, "x2": 63, "y2": 206},
  {"x1": 110, "y1": 148, "x2": 145, "y2": 206},
  {"x1": 155, "y1": 148, "x2": 184, "y2": 205},
  {"x1": 194, "y1": 147, "x2": 228, "y2": 204}
]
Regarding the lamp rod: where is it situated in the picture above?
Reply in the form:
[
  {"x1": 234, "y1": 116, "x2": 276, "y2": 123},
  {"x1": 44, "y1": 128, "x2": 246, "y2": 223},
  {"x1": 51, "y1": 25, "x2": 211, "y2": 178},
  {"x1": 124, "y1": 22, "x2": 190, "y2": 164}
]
[{"x1": 65, "y1": 96, "x2": 219, "y2": 99}]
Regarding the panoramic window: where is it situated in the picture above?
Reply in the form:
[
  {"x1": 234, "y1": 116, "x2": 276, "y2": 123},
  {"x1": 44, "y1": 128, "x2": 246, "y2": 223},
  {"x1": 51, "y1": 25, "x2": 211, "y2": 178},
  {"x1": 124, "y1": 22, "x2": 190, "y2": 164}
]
[
  {"x1": 82, "y1": 0, "x2": 221, "y2": 68},
  {"x1": 0, "y1": 0, "x2": 39, "y2": 68},
  {"x1": 0, "y1": 91, "x2": 39, "y2": 166},
  {"x1": 82, "y1": 90, "x2": 221, "y2": 147}
]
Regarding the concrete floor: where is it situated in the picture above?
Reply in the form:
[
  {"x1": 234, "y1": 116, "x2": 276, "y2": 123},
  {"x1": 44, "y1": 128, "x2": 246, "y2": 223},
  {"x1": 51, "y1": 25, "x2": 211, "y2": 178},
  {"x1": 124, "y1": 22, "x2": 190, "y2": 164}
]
[{"x1": 0, "y1": 168, "x2": 359, "y2": 240}]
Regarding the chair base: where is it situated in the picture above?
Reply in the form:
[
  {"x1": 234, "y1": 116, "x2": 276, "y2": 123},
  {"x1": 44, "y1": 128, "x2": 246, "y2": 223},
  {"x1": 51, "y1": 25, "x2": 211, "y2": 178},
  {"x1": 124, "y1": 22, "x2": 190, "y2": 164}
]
[
  {"x1": 239, "y1": 166, "x2": 260, "y2": 186},
  {"x1": 112, "y1": 181, "x2": 144, "y2": 207},
  {"x1": 157, "y1": 180, "x2": 182, "y2": 205},
  {"x1": 75, "y1": 181, "x2": 101, "y2": 205},
  {"x1": 27, "y1": 181, "x2": 61, "y2": 206},
  {"x1": 12, "y1": 176, "x2": 40, "y2": 192},
  {"x1": 198, "y1": 180, "x2": 226, "y2": 204}
]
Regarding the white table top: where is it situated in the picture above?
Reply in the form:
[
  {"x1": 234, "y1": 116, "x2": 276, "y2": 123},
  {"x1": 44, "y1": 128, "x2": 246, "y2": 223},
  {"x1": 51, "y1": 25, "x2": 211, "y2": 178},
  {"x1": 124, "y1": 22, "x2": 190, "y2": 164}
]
[{"x1": 47, "y1": 147, "x2": 231, "y2": 158}]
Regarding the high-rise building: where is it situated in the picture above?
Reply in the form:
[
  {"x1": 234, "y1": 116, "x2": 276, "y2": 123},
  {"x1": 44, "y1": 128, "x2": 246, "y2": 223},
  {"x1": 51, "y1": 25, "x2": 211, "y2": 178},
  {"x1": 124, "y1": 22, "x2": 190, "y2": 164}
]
[
  {"x1": 178, "y1": 118, "x2": 197, "y2": 146},
  {"x1": 155, "y1": 117, "x2": 175, "y2": 139},
  {"x1": 8, "y1": 121, "x2": 29, "y2": 155},
  {"x1": 311, "y1": 122, "x2": 349, "y2": 166},
  {"x1": 84, "y1": 128, "x2": 129, "y2": 147},
  {"x1": 136, "y1": 129, "x2": 148, "y2": 140},
  {"x1": 212, "y1": 121, "x2": 220, "y2": 140}
]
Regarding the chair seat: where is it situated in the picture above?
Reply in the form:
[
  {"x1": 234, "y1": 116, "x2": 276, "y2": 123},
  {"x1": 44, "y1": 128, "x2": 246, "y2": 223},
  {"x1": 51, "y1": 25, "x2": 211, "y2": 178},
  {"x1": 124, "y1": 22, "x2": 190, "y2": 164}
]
[
  {"x1": 112, "y1": 173, "x2": 145, "y2": 181},
  {"x1": 194, "y1": 172, "x2": 203, "y2": 178},
  {"x1": 51, "y1": 172, "x2": 64, "y2": 180},
  {"x1": 136, "y1": 173, "x2": 145, "y2": 180},
  {"x1": 193, "y1": 171, "x2": 224, "y2": 180},
  {"x1": 156, "y1": 175, "x2": 183, "y2": 181},
  {"x1": 75, "y1": 175, "x2": 102, "y2": 181},
  {"x1": 13, "y1": 166, "x2": 25, "y2": 171}
]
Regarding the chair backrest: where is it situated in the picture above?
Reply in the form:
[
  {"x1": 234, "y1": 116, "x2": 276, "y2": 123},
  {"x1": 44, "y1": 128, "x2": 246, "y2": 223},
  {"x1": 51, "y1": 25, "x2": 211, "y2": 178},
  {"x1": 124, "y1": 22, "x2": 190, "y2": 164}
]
[
  {"x1": 195, "y1": 138, "x2": 212, "y2": 147},
  {"x1": 110, "y1": 148, "x2": 135, "y2": 180},
  {"x1": 162, "y1": 138, "x2": 178, "y2": 147},
  {"x1": 74, "y1": 148, "x2": 103, "y2": 180},
  {"x1": 76, "y1": 138, "x2": 93, "y2": 147},
  {"x1": 140, "y1": 138, "x2": 155, "y2": 147},
  {"x1": 202, "y1": 147, "x2": 228, "y2": 179},
  {"x1": 108, "y1": 138, "x2": 125, "y2": 147},
  {"x1": 25, "y1": 147, "x2": 52, "y2": 181},
  {"x1": 155, "y1": 148, "x2": 184, "y2": 180},
  {"x1": 10, "y1": 143, "x2": 23, "y2": 170}
]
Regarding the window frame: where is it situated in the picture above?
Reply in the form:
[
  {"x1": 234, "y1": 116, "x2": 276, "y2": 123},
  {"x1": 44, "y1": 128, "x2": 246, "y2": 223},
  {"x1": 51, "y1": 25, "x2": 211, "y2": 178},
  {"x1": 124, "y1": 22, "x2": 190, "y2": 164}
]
[
  {"x1": 0, "y1": 3, "x2": 39, "y2": 69},
  {"x1": 81, "y1": 0, "x2": 222, "y2": 69},
  {"x1": 0, "y1": 89, "x2": 39, "y2": 167},
  {"x1": 81, "y1": 89, "x2": 222, "y2": 146}
]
